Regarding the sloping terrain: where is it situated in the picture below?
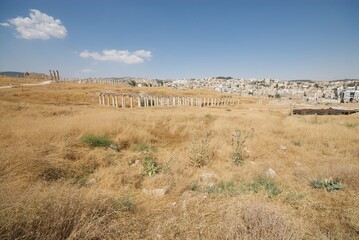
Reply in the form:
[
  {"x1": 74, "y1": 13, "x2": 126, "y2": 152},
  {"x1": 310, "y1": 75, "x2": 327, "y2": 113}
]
[{"x1": 0, "y1": 80, "x2": 358, "y2": 239}]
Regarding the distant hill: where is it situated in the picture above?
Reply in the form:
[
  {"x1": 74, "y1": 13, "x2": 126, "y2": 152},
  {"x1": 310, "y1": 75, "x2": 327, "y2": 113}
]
[
  {"x1": 287, "y1": 79, "x2": 315, "y2": 83},
  {"x1": 329, "y1": 79, "x2": 359, "y2": 82},
  {"x1": 0, "y1": 71, "x2": 24, "y2": 78}
]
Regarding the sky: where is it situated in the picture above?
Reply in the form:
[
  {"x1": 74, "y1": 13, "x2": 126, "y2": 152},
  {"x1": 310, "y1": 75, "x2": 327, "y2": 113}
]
[{"x1": 0, "y1": 0, "x2": 358, "y2": 80}]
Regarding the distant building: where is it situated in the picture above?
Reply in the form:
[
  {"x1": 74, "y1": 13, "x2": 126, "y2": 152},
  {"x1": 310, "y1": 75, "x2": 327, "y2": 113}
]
[
  {"x1": 340, "y1": 89, "x2": 359, "y2": 103},
  {"x1": 24, "y1": 72, "x2": 47, "y2": 79}
]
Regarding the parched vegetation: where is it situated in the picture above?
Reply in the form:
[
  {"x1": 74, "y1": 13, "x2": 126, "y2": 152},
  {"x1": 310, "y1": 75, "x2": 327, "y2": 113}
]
[
  {"x1": 311, "y1": 177, "x2": 344, "y2": 192},
  {"x1": 0, "y1": 79, "x2": 358, "y2": 239},
  {"x1": 80, "y1": 134, "x2": 113, "y2": 148}
]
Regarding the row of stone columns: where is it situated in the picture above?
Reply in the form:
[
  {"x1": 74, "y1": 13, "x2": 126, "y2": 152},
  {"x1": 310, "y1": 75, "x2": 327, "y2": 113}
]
[
  {"x1": 99, "y1": 94, "x2": 239, "y2": 108},
  {"x1": 99, "y1": 94, "x2": 134, "y2": 108},
  {"x1": 78, "y1": 79, "x2": 127, "y2": 86}
]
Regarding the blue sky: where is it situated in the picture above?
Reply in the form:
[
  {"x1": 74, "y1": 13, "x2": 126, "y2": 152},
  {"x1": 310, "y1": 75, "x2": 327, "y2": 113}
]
[{"x1": 0, "y1": 0, "x2": 358, "y2": 80}]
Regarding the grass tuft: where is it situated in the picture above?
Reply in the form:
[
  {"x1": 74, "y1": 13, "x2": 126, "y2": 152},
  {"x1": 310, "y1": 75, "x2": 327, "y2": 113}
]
[
  {"x1": 143, "y1": 156, "x2": 160, "y2": 177},
  {"x1": 242, "y1": 175, "x2": 282, "y2": 197},
  {"x1": 80, "y1": 134, "x2": 113, "y2": 148},
  {"x1": 344, "y1": 122, "x2": 357, "y2": 129}
]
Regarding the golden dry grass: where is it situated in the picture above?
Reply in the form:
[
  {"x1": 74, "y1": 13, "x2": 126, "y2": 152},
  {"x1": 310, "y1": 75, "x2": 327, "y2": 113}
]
[
  {"x1": 0, "y1": 79, "x2": 358, "y2": 239},
  {"x1": 0, "y1": 76, "x2": 45, "y2": 86}
]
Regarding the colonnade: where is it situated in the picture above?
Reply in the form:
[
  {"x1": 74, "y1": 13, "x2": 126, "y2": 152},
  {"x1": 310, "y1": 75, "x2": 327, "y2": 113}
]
[{"x1": 98, "y1": 93, "x2": 240, "y2": 108}]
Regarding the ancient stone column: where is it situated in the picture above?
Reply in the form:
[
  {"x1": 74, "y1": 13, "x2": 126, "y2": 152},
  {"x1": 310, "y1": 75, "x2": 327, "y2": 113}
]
[
  {"x1": 115, "y1": 96, "x2": 118, "y2": 107},
  {"x1": 55, "y1": 70, "x2": 60, "y2": 80},
  {"x1": 130, "y1": 96, "x2": 133, "y2": 108},
  {"x1": 203, "y1": 97, "x2": 206, "y2": 107},
  {"x1": 172, "y1": 97, "x2": 176, "y2": 106},
  {"x1": 137, "y1": 97, "x2": 141, "y2": 107},
  {"x1": 102, "y1": 94, "x2": 105, "y2": 105},
  {"x1": 98, "y1": 95, "x2": 102, "y2": 105},
  {"x1": 200, "y1": 97, "x2": 203, "y2": 107},
  {"x1": 122, "y1": 95, "x2": 125, "y2": 108},
  {"x1": 167, "y1": 98, "x2": 170, "y2": 106}
]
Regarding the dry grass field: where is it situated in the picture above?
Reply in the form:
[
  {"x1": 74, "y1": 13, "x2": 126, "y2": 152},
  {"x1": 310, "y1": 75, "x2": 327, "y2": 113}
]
[{"x1": 0, "y1": 77, "x2": 358, "y2": 239}]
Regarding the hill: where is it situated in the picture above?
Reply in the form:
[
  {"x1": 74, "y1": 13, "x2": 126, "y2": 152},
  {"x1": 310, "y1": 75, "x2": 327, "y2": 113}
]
[{"x1": 0, "y1": 71, "x2": 24, "y2": 78}]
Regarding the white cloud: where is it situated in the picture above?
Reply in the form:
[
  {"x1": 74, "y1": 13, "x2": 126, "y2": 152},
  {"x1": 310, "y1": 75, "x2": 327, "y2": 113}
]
[
  {"x1": 81, "y1": 69, "x2": 96, "y2": 73},
  {"x1": 80, "y1": 49, "x2": 152, "y2": 64},
  {"x1": 0, "y1": 22, "x2": 10, "y2": 27},
  {"x1": 3, "y1": 9, "x2": 67, "y2": 40}
]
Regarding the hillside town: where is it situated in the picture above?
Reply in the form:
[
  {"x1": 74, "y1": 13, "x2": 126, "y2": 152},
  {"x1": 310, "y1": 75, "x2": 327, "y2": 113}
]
[
  {"x1": 67, "y1": 76, "x2": 359, "y2": 103},
  {"x1": 165, "y1": 77, "x2": 359, "y2": 103},
  {"x1": 1, "y1": 71, "x2": 358, "y2": 103}
]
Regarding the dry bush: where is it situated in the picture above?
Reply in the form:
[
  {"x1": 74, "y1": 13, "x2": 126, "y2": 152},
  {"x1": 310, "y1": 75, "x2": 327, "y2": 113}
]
[
  {"x1": 188, "y1": 131, "x2": 214, "y2": 167},
  {"x1": 146, "y1": 198, "x2": 303, "y2": 239},
  {"x1": 223, "y1": 201, "x2": 304, "y2": 240},
  {"x1": 0, "y1": 184, "x2": 142, "y2": 240}
]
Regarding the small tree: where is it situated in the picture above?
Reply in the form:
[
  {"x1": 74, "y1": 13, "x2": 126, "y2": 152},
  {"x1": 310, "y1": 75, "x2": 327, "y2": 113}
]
[{"x1": 128, "y1": 80, "x2": 136, "y2": 87}]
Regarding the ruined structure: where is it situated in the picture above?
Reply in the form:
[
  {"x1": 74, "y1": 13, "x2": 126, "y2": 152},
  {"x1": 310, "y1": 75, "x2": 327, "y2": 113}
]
[
  {"x1": 98, "y1": 92, "x2": 239, "y2": 109},
  {"x1": 24, "y1": 72, "x2": 47, "y2": 79},
  {"x1": 49, "y1": 70, "x2": 60, "y2": 81}
]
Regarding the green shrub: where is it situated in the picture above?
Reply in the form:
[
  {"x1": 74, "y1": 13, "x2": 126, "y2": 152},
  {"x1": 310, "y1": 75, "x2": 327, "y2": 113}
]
[
  {"x1": 190, "y1": 183, "x2": 200, "y2": 191},
  {"x1": 291, "y1": 139, "x2": 302, "y2": 146},
  {"x1": 242, "y1": 175, "x2": 281, "y2": 197},
  {"x1": 143, "y1": 156, "x2": 160, "y2": 177},
  {"x1": 80, "y1": 134, "x2": 113, "y2": 148},
  {"x1": 204, "y1": 114, "x2": 213, "y2": 119},
  {"x1": 112, "y1": 195, "x2": 135, "y2": 212},
  {"x1": 311, "y1": 177, "x2": 344, "y2": 192},
  {"x1": 344, "y1": 123, "x2": 357, "y2": 129},
  {"x1": 203, "y1": 181, "x2": 237, "y2": 196}
]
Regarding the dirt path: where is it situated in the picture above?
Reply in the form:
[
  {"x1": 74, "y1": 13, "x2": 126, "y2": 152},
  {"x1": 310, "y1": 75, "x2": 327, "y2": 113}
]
[{"x1": 0, "y1": 80, "x2": 53, "y2": 89}]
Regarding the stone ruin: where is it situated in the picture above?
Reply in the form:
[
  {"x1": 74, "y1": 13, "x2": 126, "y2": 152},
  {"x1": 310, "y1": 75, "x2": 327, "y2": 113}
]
[
  {"x1": 98, "y1": 91, "x2": 239, "y2": 109},
  {"x1": 49, "y1": 70, "x2": 60, "y2": 81}
]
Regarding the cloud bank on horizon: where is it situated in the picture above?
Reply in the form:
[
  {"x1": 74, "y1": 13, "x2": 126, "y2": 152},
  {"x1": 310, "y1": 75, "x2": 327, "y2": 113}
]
[
  {"x1": 1, "y1": 9, "x2": 67, "y2": 40},
  {"x1": 79, "y1": 49, "x2": 152, "y2": 64}
]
